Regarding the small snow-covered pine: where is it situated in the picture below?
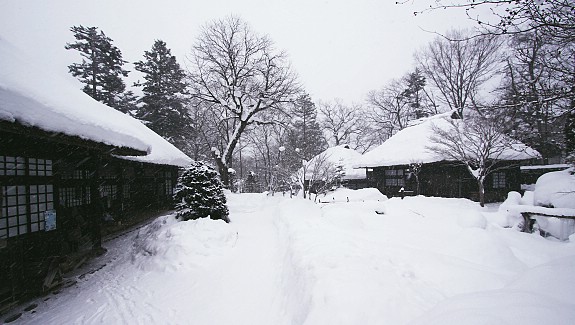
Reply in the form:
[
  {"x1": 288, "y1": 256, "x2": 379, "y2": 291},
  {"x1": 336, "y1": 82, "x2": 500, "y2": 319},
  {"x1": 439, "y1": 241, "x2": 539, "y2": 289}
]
[{"x1": 174, "y1": 161, "x2": 230, "y2": 222}]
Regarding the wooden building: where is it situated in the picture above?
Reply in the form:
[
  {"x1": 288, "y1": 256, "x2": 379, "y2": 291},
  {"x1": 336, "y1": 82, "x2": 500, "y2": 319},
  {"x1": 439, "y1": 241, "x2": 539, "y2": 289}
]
[
  {"x1": 0, "y1": 40, "x2": 191, "y2": 310},
  {"x1": 303, "y1": 145, "x2": 368, "y2": 193},
  {"x1": 355, "y1": 113, "x2": 539, "y2": 202}
]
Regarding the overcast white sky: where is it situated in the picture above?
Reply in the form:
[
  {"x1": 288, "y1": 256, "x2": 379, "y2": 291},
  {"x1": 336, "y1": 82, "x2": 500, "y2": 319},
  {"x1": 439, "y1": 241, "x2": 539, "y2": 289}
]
[{"x1": 0, "y1": 0, "x2": 482, "y2": 104}]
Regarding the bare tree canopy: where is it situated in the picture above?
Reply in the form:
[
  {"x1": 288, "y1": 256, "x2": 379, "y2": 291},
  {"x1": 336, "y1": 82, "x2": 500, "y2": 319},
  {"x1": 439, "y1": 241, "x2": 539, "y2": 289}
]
[
  {"x1": 367, "y1": 78, "x2": 419, "y2": 139},
  {"x1": 415, "y1": 29, "x2": 503, "y2": 118},
  {"x1": 318, "y1": 99, "x2": 364, "y2": 147},
  {"x1": 405, "y1": 1, "x2": 575, "y2": 106},
  {"x1": 405, "y1": 0, "x2": 575, "y2": 40},
  {"x1": 498, "y1": 31, "x2": 569, "y2": 160},
  {"x1": 428, "y1": 115, "x2": 537, "y2": 206},
  {"x1": 187, "y1": 16, "x2": 300, "y2": 186}
]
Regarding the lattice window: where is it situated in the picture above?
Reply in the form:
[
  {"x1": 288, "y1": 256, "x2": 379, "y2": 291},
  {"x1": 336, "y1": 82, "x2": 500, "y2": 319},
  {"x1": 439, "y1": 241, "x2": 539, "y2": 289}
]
[
  {"x1": 100, "y1": 185, "x2": 118, "y2": 199},
  {"x1": 0, "y1": 156, "x2": 26, "y2": 176},
  {"x1": 60, "y1": 169, "x2": 87, "y2": 179},
  {"x1": 492, "y1": 172, "x2": 506, "y2": 189},
  {"x1": 123, "y1": 184, "x2": 131, "y2": 199},
  {"x1": 59, "y1": 187, "x2": 91, "y2": 207},
  {"x1": 28, "y1": 158, "x2": 53, "y2": 176},
  {"x1": 164, "y1": 171, "x2": 174, "y2": 196},
  {"x1": 1, "y1": 185, "x2": 28, "y2": 238},
  {"x1": 384, "y1": 169, "x2": 405, "y2": 187},
  {"x1": 29, "y1": 185, "x2": 54, "y2": 232}
]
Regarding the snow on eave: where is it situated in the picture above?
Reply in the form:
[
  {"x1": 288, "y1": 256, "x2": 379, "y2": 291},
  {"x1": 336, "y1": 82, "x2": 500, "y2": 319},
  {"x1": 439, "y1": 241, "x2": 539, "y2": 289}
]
[
  {"x1": 354, "y1": 113, "x2": 539, "y2": 168},
  {"x1": 520, "y1": 164, "x2": 571, "y2": 171},
  {"x1": 0, "y1": 37, "x2": 192, "y2": 168}
]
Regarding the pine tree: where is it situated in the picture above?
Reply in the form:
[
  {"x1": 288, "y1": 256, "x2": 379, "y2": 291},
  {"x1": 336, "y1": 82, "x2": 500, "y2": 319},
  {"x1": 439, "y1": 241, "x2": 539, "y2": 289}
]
[
  {"x1": 173, "y1": 161, "x2": 230, "y2": 222},
  {"x1": 116, "y1": 90, "x2": 139, "y2": 115},
  {"x1": 65, "y1": 25, "x2": 130, "y2": 110},
  {"x1": 402, "y1": 69, "x2": 428, "y2": 119},
  {"x1": 285, "y1": 94, "x2": 328, "y2": 170},
  {"x1": 134, "y1": 40, "x2": 192, "y2": 150}
]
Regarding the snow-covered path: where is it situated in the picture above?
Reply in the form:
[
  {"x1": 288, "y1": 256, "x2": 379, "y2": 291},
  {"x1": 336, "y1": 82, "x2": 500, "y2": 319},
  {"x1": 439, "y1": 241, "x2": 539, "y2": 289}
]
[
  {"x1": 9, "y1": 191, "x2": 575, "y2": 325},
  {"x1": 182, "y1": 194, "x2": 289, "y2": 325},
  {"x1": 15, "y1": 193, "x2": 290, "y2": 325}
]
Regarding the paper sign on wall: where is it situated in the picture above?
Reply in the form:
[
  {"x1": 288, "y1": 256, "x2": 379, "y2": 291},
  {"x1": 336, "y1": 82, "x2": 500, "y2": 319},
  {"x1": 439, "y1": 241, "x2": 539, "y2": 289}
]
[{"x1": 44, "y1": 210, "x2": 57, "y2": 231}]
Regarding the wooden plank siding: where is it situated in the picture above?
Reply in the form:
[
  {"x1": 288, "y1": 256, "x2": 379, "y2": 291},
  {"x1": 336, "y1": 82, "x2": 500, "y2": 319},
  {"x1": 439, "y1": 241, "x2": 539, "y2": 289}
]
[
  {"x1": 368, "y1": 161, "x2": 523, "y2": 202},
  {"x1": 0, "y1": 129, "x2": 178, "y2": 308}
]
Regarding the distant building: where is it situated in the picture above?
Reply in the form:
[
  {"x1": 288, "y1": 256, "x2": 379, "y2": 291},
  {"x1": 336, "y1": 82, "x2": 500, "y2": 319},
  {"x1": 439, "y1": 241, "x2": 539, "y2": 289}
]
[
  {"x1": 0, "y1": 40, "x2": 192, "y2": 308},
  {"x1": 355, "y1": 113, "x2": 539, "y2": 202},
  {"x1": 303, "y1": 144, "x2": 368, "y2": 192}
]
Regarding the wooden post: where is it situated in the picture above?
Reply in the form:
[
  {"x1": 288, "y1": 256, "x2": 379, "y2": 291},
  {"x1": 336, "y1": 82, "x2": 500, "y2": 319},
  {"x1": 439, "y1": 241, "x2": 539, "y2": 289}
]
[{"x1": 89, "y1": 154, "x2": 104, "y2": 255}]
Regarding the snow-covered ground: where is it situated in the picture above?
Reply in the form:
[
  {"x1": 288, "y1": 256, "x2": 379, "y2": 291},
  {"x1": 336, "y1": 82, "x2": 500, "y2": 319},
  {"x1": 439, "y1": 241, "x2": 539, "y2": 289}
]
[{"x1": 9, "y1": 190, "x2": 575, "y2": 324}]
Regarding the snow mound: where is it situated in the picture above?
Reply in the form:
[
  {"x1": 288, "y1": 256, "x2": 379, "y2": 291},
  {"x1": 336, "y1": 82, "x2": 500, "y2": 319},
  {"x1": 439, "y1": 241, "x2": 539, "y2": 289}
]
[
  {"x1": 458, "y1": 211, "x2": 487, "y2": 229},
  {"x1": 534, "y1": 168, "x2": 575, "y2": 209},
  {"x1": 316, "y1": 187, "x2": 388, "y2": 203},
  {"x1": 132, "y1": 214, "x2": 236, "y2": 272},
  {"x1": 496, "y1": 191, "x2": 531, "y2": 228},
  {"x1": 521, "y1": 191, "x2": 535, "y2": 205},
  {"x1": 411, "y1": 256, "x2": 575, "y2": 325}
]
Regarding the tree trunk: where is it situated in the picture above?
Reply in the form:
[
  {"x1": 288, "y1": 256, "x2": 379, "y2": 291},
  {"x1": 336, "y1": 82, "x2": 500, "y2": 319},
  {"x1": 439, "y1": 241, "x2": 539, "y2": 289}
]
[
  {"x1": 477, "y1": 179, "x2": 485, "y2": 207},
  {"x1": 212, "y1": 151, "x2": 229, "y2": 188}
]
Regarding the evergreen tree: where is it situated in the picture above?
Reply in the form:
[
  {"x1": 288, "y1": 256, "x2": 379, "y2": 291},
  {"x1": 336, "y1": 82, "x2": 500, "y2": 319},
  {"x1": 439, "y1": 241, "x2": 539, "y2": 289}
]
[
  {"x1": 402, "y1": 69, "x2": 428, "y2": 119},
  {"x1": 116, "y1": 90, "x2": 139, "y2": 115},
  {"x1": 65, "y1": 25, "x2": 130, "y2": 110},
  {"x1": 285, "y1": 94, "x2": 328, "y2": 170},
  {"x1": 134, "y1": 40, "x2": 192, "y2": 151},
  {"x1": 173, "y1": 161, "x2": 230, "y2": 222}
]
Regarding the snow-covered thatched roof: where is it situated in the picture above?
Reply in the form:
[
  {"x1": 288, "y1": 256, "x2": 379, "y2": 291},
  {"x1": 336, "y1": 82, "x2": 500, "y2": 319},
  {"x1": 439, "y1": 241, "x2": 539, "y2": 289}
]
[
  {"x1": 355, "y1": 112, "x2": 539, "y2": 168},
  {"x1": 306, "y1": 144, "x2": 366, "y2": 180},
  {"x1": 0, "y1": 38, "x2": 192, "y2": 167}
]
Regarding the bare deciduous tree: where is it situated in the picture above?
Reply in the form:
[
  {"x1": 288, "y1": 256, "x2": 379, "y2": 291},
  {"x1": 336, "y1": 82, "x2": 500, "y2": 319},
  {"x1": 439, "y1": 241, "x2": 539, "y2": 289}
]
[
  {"x1": 294, "y1": 152, "x2": 336, "y2": 201},
  {"x1": 366, "y1": 79, "x2": 413, "y2": 139},
  {"x1": 428, "y1": 115, "x2": 535, "y2": 206},
  {"x1": 415, "y1": 29, "x2": 503, "y2": 118},
  {"x1": 318, "y1": 99, "x2": 364, "y2": 147},
  {"x1": 406, "y1": 0, "x2": 575, "y2": 109},
  {"x1": 245, "y1": 113, "x2": 290, "y2": 191},
  {"x1": 406, "y1": 0, "x2": 575, "y2": 40},
  {"x1": 499, "y1": 31, "x2": 568, "y2": 161},
  {"x1": 187, "y1": 16, "x2": 300, "y2": 186}
]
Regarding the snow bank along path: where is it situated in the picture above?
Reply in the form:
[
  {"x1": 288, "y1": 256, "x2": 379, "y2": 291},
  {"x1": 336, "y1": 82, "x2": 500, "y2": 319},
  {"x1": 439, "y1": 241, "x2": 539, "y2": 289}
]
[
  {"x1": 11, "y1": 193, "x2": 575, "y2": 324},
  {"x1": 14, "y1": 193, "x2": 290, "y2": 324}
]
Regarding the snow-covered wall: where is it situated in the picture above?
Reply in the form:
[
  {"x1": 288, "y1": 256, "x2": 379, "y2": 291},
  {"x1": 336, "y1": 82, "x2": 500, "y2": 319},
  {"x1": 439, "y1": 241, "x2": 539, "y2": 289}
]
[{"x1": 0, "y1": 38, "x2": 192, "y2": 167}]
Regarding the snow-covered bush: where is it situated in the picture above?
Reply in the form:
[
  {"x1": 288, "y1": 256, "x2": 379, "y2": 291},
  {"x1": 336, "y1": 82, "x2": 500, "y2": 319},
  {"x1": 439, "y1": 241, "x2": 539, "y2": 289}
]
[
  {"x1": 173, "y1": 161, "x2": 230, "y2": 223},
  {"x1": 496, "y1": 191, "x2": 525, "y2": 228}
]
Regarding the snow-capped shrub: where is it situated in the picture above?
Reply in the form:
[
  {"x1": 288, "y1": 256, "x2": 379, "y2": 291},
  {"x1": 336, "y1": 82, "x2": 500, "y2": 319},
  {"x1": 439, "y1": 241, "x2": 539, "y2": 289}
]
[
  {"x1": 498, "y1": 191, "x2": 522, "y2": 212},
  {"x1": 497, "y1": 191, "x2": 525, "y2": 228},
  {"x1": 173, "y1": 161, "x2": 230, "y2": 223}
]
